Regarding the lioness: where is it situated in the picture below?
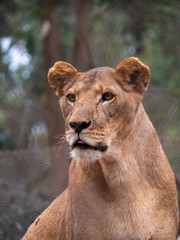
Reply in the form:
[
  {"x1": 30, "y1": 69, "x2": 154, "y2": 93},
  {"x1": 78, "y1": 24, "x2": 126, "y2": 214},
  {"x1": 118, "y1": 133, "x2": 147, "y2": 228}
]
[{"x1": 22, "y1": 57, "x2": 179, "y2": 240}]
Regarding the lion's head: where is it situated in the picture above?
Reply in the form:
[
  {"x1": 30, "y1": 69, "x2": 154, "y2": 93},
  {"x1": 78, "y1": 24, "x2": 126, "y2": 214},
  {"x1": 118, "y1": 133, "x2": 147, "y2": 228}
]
[{"x1": 48, "y1": 57, "x2": 151, "y2": 162}]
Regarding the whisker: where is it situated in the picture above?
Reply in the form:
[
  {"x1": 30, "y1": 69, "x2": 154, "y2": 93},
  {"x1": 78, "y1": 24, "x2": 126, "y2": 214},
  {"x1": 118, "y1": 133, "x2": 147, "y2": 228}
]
[
  {"x1": 66, "y1": 130, "x2": 75, "y2": 135},
  {"x1": 56, "y1": 143, "x2": 70, "y2": 151},
  {"x1": 53, "y1": 134, "x2": 67, "y2": 146}
]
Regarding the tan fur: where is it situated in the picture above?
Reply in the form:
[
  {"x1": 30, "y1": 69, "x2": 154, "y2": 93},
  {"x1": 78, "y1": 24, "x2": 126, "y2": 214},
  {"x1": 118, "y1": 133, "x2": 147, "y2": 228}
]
[{"x1": 22, "y1": 57, "x2": 179, "y2": 240}]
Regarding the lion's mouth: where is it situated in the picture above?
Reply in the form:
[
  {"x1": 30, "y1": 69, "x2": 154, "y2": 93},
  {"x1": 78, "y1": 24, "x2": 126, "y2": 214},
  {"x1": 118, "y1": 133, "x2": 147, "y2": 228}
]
[{"x1": 72, "y1": 139, "x2": 108, "y2": 152}]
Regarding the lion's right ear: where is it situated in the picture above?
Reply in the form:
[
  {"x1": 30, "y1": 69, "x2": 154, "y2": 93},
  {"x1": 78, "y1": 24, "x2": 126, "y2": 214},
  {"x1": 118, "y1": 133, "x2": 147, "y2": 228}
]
[{"x1": 48, "y1": 61, "x2": 78, "y2": 96}]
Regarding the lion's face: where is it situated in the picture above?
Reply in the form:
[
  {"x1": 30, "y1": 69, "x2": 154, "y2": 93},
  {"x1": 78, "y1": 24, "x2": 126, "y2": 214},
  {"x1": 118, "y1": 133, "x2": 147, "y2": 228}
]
[
  {"x1": 48, "y1": 57, "x2": 151, "y2": 162},
  {"x1": 60, "y1": 69, "x2": 140, "y2": 162}
]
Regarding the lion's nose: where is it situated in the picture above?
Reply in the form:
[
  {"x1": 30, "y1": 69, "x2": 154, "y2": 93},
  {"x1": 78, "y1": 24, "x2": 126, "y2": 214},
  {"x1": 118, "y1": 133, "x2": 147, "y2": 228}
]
[{"x1": 69, "y1": 121, "x2": 91, "y2": 133}]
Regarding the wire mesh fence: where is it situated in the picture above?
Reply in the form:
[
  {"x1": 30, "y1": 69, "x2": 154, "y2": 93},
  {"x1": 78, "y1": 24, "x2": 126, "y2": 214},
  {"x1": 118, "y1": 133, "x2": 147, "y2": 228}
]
[
  {"x1": 0, "y1": 146, "x2": 71, "y2": 239},
  {"x1": 0, "y1": 135, "x2": 180, "y2": 239},
  {"x1": 0, "y1": 83, "x2": 180, "y2": 240},
  {"x1": 0, "y1": 91, "x2": 180, "y2": 240}
]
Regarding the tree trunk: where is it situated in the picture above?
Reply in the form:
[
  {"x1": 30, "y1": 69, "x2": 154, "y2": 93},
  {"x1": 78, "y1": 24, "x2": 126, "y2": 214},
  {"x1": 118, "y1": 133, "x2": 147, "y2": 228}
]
[
  {"x1": 43, "y1": 6, "x2": 64, "y2": 146},
  {"x1": 73, "y1": 0, "x2": 94, "y2": 71},
  {"x1": 42, "y1": 6, "x2": 66, "y2": 198}
]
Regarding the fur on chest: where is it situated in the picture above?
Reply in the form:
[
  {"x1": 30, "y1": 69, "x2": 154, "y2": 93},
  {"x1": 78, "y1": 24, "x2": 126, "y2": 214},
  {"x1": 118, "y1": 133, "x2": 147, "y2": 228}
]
[{"x1": 66, "y1": 189, "x2": 158, "y2": 240}]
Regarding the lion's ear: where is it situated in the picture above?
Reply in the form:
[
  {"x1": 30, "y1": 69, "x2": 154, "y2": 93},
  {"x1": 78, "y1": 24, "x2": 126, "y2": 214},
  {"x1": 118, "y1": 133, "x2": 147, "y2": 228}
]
[
  {"x1": 115, "y1": 57, "x2": 151, "y2": 94},
  {"x1": 48, "y1": 61, "x2": 78, "y2": 96}
]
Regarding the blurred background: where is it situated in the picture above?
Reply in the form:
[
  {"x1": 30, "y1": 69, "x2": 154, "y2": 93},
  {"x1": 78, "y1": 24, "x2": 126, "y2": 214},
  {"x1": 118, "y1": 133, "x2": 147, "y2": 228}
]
[{"x1": 0, "y1": 0, "x2": 180, "y2": 239}]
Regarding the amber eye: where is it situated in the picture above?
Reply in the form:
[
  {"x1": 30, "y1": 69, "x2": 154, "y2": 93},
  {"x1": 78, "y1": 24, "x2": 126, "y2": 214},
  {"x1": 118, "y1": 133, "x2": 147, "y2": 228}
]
[
  {"x1": 67, "y1": 94, "x2": 76, "y2": 103},
  {"x1": 101, "y1": 92, "x2": 115, "y2": 102}
]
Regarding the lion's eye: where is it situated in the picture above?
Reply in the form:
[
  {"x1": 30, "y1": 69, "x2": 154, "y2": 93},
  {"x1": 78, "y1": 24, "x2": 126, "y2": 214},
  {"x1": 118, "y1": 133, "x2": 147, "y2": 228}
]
[
  {"x1": 67, "y1": 94, "x2": 76, "y2": 103},
  {"x1": 101, "y1": 92, "x2": 115, "y2": 102}
]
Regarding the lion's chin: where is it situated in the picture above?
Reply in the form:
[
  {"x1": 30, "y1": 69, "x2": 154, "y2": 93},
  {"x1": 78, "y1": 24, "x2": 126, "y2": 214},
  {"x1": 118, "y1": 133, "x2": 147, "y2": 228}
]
[
  {"x1": 71, "y1": 148, "x2": 104, "y2": 163},
  {"x1": 69, "y1": 138, "x2": 109, "y2": 163}
]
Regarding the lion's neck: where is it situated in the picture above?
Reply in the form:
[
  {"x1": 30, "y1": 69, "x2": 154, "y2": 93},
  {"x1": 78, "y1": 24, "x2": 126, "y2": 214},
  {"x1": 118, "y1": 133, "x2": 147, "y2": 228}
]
[{"x1": 99, "y1": 104, "x2": 162, "y2": 197}]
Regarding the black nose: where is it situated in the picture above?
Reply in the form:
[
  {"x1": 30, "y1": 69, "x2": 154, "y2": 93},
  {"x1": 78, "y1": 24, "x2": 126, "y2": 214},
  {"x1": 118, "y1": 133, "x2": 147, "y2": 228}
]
[{"x1": 69, "y1": 121, "x2": 91, "y2": 133}]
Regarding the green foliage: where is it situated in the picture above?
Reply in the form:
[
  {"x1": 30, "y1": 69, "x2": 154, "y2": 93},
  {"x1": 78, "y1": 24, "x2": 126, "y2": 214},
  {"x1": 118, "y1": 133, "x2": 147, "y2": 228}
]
[
  {"x1": 0, "y1": 0, "x2": 180, "y2": 149},
  {"x1": 144, "y1": 39, "x2": 180, "y2": 96}
]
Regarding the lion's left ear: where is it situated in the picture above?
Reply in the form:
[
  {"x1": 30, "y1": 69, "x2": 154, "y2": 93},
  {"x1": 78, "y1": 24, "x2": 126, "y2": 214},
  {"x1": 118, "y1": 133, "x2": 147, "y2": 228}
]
[
  {"x1": 115, "y1": 57, "x2": 151, "y2": 94},
  {"x1": 48, "y1": 61, "x2": 78, "y2": 96}
]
